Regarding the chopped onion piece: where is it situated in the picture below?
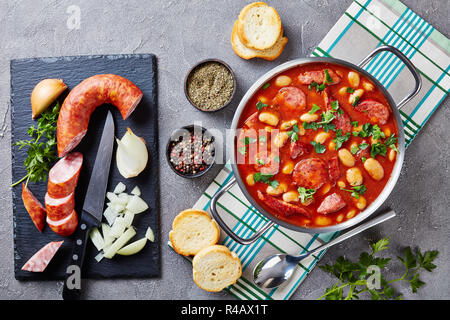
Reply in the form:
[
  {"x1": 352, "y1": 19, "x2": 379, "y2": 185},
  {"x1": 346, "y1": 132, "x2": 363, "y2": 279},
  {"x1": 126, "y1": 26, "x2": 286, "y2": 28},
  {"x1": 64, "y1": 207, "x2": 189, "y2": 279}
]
[
  {"x1": 89, "y1": 227, "x2": 104, "y2": 251},
  {"x1": 95, "y1": 251, "x2": 105, "y2": 262},
  {"x1": 103, "y1": 206, "x2": 118, "y2": 226},
  {"x1": 113, "y1": 182, "x2": 126, "y2": 194},
  {"x1": 117, "y1": 193, "x2": 129, "y2": 205},
  {"x1": 106, "y1": 192, "x2": 119, "y2": 203},
  {"x1": 116, "y1": 237, "x2": 147, "y2": 256},
  {"x1": 131, "y1": 186, "x2": 141, "y2": 196},
  {"x1": 110, "y1": 202, "x2": 126, "y2": 213},
  {"x1": 101, "y1": 223, "x2": 114, "y2": 248},
  {"x1": 145, "y1": 227, "x2": 155, "y2": 242},
  {"x1": 103, "y1": 227, "x2": 136, "y2": 259},
  {"x1": 126, "y1": 195, "x2": 148, "y2": 214},
  {"x1": 110, "y1": 217, "x2": 127, "y2": 238},
  {"x1": 123, "y1": 211, "x2": 134, "y2": 227}
]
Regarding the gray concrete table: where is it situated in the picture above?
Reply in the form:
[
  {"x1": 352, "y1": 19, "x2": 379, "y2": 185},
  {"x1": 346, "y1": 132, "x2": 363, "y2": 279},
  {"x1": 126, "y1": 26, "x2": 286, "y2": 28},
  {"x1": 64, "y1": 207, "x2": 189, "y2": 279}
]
[{"x1": 0, "y1": 0, "x2": 448, "y2": 300}]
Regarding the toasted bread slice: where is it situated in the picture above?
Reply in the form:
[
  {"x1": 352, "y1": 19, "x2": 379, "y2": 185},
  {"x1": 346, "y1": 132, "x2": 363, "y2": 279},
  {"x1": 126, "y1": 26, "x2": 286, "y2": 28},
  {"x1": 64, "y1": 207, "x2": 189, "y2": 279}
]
[
  {"x1": 169, "y1": 209, "x2": 220, "y2": 256},
  {"x1": 237, "y1": 2, "x2": 282, "y2": 50},
  {"x1": 231, "y1": 20, "x2": 288, "y2": 61},
  {"x1": 192, "y1": 245, "x2": 242, "y2": 292}
]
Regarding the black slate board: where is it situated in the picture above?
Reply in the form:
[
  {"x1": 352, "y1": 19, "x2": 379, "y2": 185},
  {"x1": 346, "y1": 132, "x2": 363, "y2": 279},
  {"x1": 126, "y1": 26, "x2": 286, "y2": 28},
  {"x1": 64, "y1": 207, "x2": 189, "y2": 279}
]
[{"x1": 11, "y1": 54, "x2": 160, "y2": 280}]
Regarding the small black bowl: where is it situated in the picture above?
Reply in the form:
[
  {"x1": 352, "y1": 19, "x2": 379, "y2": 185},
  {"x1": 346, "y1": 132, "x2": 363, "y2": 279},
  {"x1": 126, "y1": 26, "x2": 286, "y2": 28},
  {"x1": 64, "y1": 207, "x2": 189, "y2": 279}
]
[
  {"x1": 166, "y1": 125, "x2": 216, "y2": 179},
  {"x1": 184, "y1": 59, "x2": 236, "y2": 112}
]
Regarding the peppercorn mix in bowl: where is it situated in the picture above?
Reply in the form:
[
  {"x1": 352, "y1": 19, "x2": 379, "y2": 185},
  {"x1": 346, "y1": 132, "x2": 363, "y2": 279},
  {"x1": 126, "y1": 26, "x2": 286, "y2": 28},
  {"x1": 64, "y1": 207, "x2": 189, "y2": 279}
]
[{"x1": 166, "y1": 125, "x2": 216, "y2": 178}]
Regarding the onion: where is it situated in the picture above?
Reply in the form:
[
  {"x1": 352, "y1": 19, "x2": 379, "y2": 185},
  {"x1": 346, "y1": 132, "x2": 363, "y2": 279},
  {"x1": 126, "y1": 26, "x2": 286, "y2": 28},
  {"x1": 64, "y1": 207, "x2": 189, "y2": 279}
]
[
  {"x1": 131, "y1": 186, "x2": 141, "y2": 196},
  {"x1": 113, "y1": 182, "x2": 126, "y2": 194},
  {"x1": 89, "y1": 227, "x2": 104, "y2": 251},
  {"x1": 145, "y1": 227, "x2": 155, "y2": 242},
  {"x1": 116, "y1": 237, "x2": 147, "y2": 256},
  {"x1": 116, "y1": 128, "x2": 148, "y2": 178},
  {"x1": 103, "y1": 227, "x2": 136, "y2": 259},
  {"x1": 31, "y1": 78, "x2": 67, "y2": 119},
  {"x1": 126, "y1": 195, "x2": 149, "y2": 214}
]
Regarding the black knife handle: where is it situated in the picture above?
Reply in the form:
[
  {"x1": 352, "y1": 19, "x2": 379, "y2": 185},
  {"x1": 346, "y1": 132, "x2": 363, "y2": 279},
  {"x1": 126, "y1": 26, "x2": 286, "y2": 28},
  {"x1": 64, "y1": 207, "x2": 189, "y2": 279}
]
[{"x1": 62, "y1": 211, "x2": 98, "y2": 300}]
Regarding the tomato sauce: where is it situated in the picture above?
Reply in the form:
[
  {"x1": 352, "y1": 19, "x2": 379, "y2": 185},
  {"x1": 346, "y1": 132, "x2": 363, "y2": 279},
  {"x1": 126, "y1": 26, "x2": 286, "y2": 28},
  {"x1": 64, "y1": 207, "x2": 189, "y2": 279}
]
[{"x1": 235, "y1": 63, "x2": 399, "y2": 228}]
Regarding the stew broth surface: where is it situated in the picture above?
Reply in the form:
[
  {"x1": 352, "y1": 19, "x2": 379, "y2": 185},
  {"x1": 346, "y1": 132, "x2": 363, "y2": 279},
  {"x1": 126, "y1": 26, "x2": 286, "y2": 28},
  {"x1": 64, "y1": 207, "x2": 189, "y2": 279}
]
[{"x1": 236, "y1": 63, "x2": 398, "y2": 228}]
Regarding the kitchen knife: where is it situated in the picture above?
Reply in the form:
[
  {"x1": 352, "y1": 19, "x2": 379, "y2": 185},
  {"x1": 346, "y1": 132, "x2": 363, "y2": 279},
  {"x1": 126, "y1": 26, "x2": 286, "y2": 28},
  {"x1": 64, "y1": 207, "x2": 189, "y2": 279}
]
[{"x1": 62, "y1": 110, "x2": 115, "y2": 300}]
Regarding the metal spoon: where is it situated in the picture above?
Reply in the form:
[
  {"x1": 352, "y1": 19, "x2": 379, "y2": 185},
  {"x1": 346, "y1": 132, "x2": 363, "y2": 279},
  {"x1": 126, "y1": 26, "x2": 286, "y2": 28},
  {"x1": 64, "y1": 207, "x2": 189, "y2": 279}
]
[{"x1": 253, "y1": 210, "x2": 396, "y2": 289}]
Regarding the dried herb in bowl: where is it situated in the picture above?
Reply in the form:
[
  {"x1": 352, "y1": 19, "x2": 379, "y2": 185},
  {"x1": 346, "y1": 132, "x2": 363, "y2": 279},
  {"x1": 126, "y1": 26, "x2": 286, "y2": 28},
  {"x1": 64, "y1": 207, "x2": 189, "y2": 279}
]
[{"x1": 185, "y1": 61, "x2": 235, "y2": 111}]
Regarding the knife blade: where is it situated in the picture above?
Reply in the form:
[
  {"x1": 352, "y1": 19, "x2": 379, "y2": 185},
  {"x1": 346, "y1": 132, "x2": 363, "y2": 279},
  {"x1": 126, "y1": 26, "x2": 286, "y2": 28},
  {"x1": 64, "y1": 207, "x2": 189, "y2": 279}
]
[
  {"x1": 82, "y1": 110, "x2": 115, "y2": 223},
  {"x1": 62, "y1": 110, "x2": 115, "y2": 300}
]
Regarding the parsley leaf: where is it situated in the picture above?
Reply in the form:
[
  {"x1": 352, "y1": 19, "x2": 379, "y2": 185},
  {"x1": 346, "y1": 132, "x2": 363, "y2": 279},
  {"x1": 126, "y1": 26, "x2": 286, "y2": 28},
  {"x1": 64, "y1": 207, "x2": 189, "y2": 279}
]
[
  {"x1": 11, "y1": 102, "x2": 61, "y2": 187},
  {"x1": 253, "y1": 172, "x2": 274, "y2": 184},
  {"x1": 346, "y1": 87, "x2": 355, "y2": 93},
  {"x1": 324, "y1": 69, "x2": 334, "y2": 84},
  {"x1": 370, "y1": 142, "x2": 387, "y2": 158},
  {"x1": 352, "y1": 95, "x2": 361, "y2": 106},
  {"x1": 262, "y1": 83, "x2": 270, "y2": 89},
  {"x1": 308, "y1": 81, "x2": 326, "y2": 92},
  {"x1": 372, "y1": 125, "x2": 386, "y2": 140},
  {"x1": 269, "y1": 180, "x2": 279, "y2": 189},
  {"x1": 256, "y1": 101, "x2": 268, "y2": 111},
  {"x1": 333, "y1": 129, "x2": 351, "y2": 150},
  {"x1": 309, "y1": 104, "x2": 321, "y2": 114},
  {"x1": 340, "y1": 185, "x2": 367, "y2": 198},
  {"x1": 242, "y1": 137, "x2": 257, "y2": 145},
  {"x1": 303, "y1": 121, "x2": 321, "y2": 131},
  {"x1": 311, "y1": 141, "x2": 326, "y2": 154},
  {"x1": 319, "y1": 237, "x2": 439, "y2": 300},
  {"x1": 287, "y1": 124, "x2": 300, "y2": 142},
  {"x1": 297, "y1": 187, "x2": 316, "y2": 203}
]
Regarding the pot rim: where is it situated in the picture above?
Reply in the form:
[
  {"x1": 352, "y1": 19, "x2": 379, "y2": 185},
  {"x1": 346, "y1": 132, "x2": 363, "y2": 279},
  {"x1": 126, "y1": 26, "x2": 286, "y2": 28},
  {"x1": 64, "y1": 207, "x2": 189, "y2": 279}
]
[{"x1": 229, "y1": 56, "x2": 406, "y2": 234}]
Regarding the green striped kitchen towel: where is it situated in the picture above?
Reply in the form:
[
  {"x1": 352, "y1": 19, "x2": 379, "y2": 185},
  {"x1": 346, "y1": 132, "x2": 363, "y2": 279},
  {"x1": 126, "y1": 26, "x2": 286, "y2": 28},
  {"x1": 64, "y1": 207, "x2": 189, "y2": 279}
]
[{"x1": 168, "y1": 0, "x2": 449, "y2": 300}]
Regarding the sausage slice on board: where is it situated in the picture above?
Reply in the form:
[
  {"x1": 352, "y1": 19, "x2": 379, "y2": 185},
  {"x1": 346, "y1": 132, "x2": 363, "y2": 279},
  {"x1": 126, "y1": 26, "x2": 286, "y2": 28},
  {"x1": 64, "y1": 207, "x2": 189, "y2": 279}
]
[
  {"x1": 47, "y1": 210, "x2": 78, "y2": 237},
  {"x1": 21, "y1": 183, "x2": 46, "y2": 232},
  {"x1": 57, "y1": 74, "x2": 143, "y2": 157},
  {"x1": 47, "y1": 152, "x2": 83, "y2": 198},
  {"x1": 45, "y1": 192, "x2": 75, "y2": 221},
  {"x1": 21, "y1": 241, "x2": 64, "y2": 272}
]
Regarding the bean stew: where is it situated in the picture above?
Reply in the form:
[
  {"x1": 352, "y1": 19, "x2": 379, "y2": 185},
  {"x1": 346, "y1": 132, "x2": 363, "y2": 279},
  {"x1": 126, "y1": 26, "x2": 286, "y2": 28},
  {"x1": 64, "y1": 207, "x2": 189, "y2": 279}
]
[{"x1": 235, "y1": 63, "x2": 399, "y2": 228}]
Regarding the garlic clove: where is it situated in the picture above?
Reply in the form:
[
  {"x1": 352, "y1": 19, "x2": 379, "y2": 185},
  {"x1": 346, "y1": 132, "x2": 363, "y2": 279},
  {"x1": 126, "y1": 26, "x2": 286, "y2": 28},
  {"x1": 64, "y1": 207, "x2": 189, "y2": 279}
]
[{"x1": 31, "y1": 79, "x2": 67, "y2": 119}]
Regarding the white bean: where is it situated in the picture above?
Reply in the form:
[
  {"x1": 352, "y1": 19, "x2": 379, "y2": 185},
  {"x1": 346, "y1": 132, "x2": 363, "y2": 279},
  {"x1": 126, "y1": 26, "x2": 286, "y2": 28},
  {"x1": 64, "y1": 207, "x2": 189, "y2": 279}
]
[
  {"x1": 300, "y1": 113, "x2": 319, "y2": 123},
  {"x1": 348, "y1": 71, "x2": 360, "y2": 88},
  {"x1": 364, "y1": 158, "x2": 384, "y2": 180},
  {"x1": 282, "y1": 191, "x2": 299, "y2": 203},
  {"x1": 346, "y1": 167, "x2": 363, "y2": 186},
  {"x1": 314, "y1": 132, "x2": 330, "y2": 144},
  {"x1": 275, "y1": 75, "x2": 292, "y2": 87},
  {"x1": 338, "y1": 149, "x2": 355, "y2": 167},
  {"x1": 259, "y1": 112, "x2": 279, "y2": 126}
]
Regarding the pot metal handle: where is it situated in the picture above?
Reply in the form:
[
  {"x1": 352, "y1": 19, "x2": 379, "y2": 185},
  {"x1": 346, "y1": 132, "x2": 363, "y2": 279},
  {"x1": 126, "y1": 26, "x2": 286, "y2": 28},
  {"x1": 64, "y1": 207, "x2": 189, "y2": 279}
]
[
  {"x1": 357, "y1": 45, "x2": 422, "y2": 109},
  {"x1": 210, "y1": 176, "x2": 275, "y2": 245}
]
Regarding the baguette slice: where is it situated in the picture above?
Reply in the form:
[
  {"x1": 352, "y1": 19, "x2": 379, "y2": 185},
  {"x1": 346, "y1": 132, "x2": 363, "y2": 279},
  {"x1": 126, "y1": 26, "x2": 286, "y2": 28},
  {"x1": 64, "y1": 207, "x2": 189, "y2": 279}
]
[
  {"x1": 192, "y1": 245, "x2": 242, "y2": 292},
  {"x1": 237, "y1": 2, "x2": 282, "y2": 50},
  {"x1": 169, "y1": 209, "x2": 220, "y2": 256},
  {"x1": 231, "y1": 20, "x2": 288, "y2": 61}
]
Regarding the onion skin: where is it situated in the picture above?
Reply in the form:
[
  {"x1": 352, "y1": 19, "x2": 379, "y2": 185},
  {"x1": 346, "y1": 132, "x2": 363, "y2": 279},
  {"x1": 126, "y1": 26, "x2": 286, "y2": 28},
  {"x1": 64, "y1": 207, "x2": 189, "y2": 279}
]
[{"x1": 31, "y1": 79, "x2": 67, "y2": 119}]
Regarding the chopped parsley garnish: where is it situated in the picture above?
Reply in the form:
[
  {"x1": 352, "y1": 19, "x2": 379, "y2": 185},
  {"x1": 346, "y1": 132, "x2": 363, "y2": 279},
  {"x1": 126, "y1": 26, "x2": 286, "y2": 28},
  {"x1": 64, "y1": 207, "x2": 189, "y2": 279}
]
[
  {"x1": 297, "y1": 187, "x2": 316, "y2": 203},
  {"x1": 324, "y1": 69, "x2": 334, "y2": 84},
  {"x1": 352, "y1": 95, "x2": 361, "y2": 107},
  {"x1": 350, "y1": 120, "x2": 359, "y2": 127},
  {"x1": 322, "y1": 123, "x2": 336, "y2": 133},
  {"x1": 353, "y1": 123, "x2": 373, "y2": 138},
  {"x1": 361, "y1": 156, "x2": 367, "y2": 162},
  {"x1": 256, "y1": 101, "x2": 268, "y2": 111},
  {"x1": 333, "y1": 129, "x2": 351, "y2": 150},
  {"x1": 287, "y1": 124, "x2": 300, "y2": 142},
  {"x1": 262, "y1": 83, "x2": 270, "y2": 89},
  {"x1": 341, "y1": 185, "x2": 367, "y2": 199},
  {"x1": 242, "y1": 137, "x2": 257, "y2": 145},
  {"x1": 385, "y1": 133, "x2": 399, "y2": 152},
  {"x1": 256, "y1": 158, "x2": 265, "y2": 165},
  {"x1": 311, "y1": 141, "x2": 326, "y2": 154},
  {"x1": 372, "y1": 125, "x2": 386, "y2": 140},
  {"x1": 350, "y1": 142, "x2": 370, "y2": 155},
  {"x1": 303, "y1": 121, "x2": 321, "y2": 131},
  {"x1": 269, "y1": 180, "x2": 280, "y2": 189},
  {"x1": 259, "y1": 135, "x2": 267, "y2": 143},
  {"x1": 253, "y1": 172, "x2": 274, "y2": 184},
  {"x1": 318, "y1": 110, "x2": 336, "y2": 124},
  {"x1": 309, "y1": 81, "x2": 326, "y2": 92},
  {"x1": 346, "y1": 87, "x2": 355, "y2": 93},
  {"x1": 273, "y1": 155, "x2": 280, "y2": 163},
  {"x1": 237, "y1": 146, "x2": 247, "y2": 155},
  {"x1": 371, "y1": 142, "x2": 387, "y2": 158},
  {"x1": 309, "y1": 104, "x2": 321, "y2": 114}
]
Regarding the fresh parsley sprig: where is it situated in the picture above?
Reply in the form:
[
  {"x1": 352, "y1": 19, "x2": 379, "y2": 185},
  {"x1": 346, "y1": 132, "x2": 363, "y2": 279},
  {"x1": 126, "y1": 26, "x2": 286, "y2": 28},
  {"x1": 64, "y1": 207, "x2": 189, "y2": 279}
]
[
  {"x1": 318, "y1": 237, "x2": 438, "y2": 300},
  {"x1": 11, "y1": 102, "x2": 61, "y2": 187}
]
